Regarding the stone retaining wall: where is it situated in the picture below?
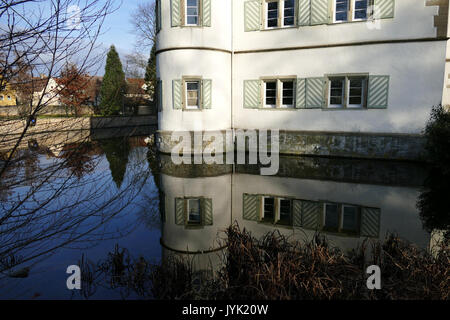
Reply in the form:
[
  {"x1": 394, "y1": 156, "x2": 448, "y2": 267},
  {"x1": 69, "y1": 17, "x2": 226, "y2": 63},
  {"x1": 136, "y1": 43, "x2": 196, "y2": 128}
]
[{"x1": 156, "y1": 129, "x2": 426, "y2": 161}]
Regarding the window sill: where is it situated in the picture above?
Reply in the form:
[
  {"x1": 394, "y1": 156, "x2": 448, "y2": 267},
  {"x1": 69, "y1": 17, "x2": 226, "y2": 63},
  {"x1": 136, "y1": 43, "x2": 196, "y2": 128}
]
[
  {"x1": 258, "y1": 107, "x2": 297, "y2": 111},
  {"x1": 182, "y1": 108, "x2": 204, "y2": 112},
  {"x1": 322, "y1": 107, "x2": 367, "y2": 111},
  {"x1": 261, "y1": 25, "x2": 297, "y2": 31}
]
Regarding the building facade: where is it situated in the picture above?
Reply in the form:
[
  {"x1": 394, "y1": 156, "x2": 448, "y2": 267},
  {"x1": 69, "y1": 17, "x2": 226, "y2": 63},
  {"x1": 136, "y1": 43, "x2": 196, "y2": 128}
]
[{"x1": 156, "y1": 0, "x2": 450, "y2": 160}]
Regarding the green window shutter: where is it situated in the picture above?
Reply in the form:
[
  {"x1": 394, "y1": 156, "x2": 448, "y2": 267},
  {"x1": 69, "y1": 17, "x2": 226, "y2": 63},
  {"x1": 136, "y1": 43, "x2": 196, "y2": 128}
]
[
  {"x1": 301, "y1": 200, "x2": 322, "y2": 230},
  {"x1": 244, "y1": 0, "x2": 261, "y2": 32},
  {"x1": 171, "y1": 0, "x2": 181, "y2": 27},
  {"x1": 367, "y1": 75, "x2": 389, "y2": 109},
  {"x1": 156, "y1": 0, "x2": 162, "y2": 32},
  {"x1": 172, "y1": 79, "x2": 182, "y2": 109},
  {"x1": 202, "y1": 79, "x2": 212, "y2": 109},
  {"x1": 202, "y1": 0, "x2": 212, "y2": 27},
  {"x1": 298, "y1": 0, "x2": 311, "y2": 26},
  {"x1": 243, "y1": 80, "x2": 261, "y2": 109},
  {"x1": 175, "y1": 198, "x2": 185, "y2": 225},
  {"x1": 305, "y1": 77, "x2": 325, "y2": 108},
  {"x1": 310, "y1": 0, "x2": 329, "y2": 25},
  {"x1": 157, "y1": 80, "x2": 163, "y2": 112},
  {"x1": 295, "y1": 78, "x2": 306, "y2": 108},
  {"x1": 243, "y1": 194, "x2": 261, "y2": 221},
  {"x1": 360, "y1": 207, "x2": 381, "y2": 238},
  {"x1": 293, "y1": 200, "x2": 303, "y2": 227},
  {"x1": 373, "y1": 0, "x2": 395, "y2": 19},
  {"x1": 201, "y1": 198, "x2": 213, "y2": 226}
]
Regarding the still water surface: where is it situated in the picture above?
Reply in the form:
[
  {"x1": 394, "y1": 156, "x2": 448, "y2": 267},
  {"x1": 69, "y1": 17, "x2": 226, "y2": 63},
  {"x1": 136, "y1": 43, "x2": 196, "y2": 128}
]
[{"x1": 0, "y1": 134, "x2": 435, "y2": 299}]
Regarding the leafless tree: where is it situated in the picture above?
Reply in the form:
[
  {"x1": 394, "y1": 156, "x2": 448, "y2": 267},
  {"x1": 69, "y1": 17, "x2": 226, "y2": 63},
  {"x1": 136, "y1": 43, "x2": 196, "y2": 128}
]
[
  {"x1": 124, "y1": 51, "x2": 147, "y2": 79},
  {"x1": 129, "y1": 1, "x2": 156, "y2": 53},
  {"x1": 0, "y1": 0, "x2": 165, "y2": 286}
]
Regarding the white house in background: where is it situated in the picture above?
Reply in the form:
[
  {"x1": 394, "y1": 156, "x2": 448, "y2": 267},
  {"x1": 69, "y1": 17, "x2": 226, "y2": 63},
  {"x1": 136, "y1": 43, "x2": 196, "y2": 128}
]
[
  {"x1": 32, "y1": 76, "x2": 63, "y2": 106},
  {"x1": 155, "y1": 0, "x2": 450, "y2": 161}
]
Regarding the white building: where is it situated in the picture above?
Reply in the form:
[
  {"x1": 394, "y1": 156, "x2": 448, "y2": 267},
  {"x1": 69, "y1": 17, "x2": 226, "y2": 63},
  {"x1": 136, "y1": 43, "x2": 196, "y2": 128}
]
[
  {"x1": 156, "y1": 0, "x2": 450, "y2": 160},
  {"x1": 33, "y1": 77, "x2": 63, "y2": 107}
]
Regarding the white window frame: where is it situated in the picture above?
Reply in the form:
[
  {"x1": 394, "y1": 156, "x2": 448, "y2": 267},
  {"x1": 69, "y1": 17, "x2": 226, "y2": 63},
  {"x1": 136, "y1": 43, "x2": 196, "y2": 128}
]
[
  {"x1": 327, "y1": 75, "x2": 367, "y2": 109},
  {"x1": 263, "y1": 80, "x2": 278, "y2": 108},
  {"x1": 265, "y1": 0, "x2": 296, "y2": 29},
  {"x1": 185, "y1": 80, "x2": 201, "y2": 110},
  {"x1": 334, "y1": 0, "x2": 349, "y2": 23},
  {"x1": 352, "y1": 0, "x2": 369, "y2": 21},
  {"x1": 185, "y1": 0, "x2": 200, "y2": 26},
  {"x1": 261, "y1": 196, "x2": 291, "y2": 224},
  {"x1": 187, "y1": 198, "x2": 202, "y2": 224},
  {"x1": 280, "y1": 80, "x2": 295, "y2": 108},
  {"x1": 347, "y1": 77, "x2": 365, "y2": 109},
  {"x1": 265, "y1": 0, "x2": 279, "y2": 29},
  {"x1": 328, "y1": 78, "x2": 345, "y2": 108},
  {"x1": 334, "y1": 0, "x2": 369, "y2": 23},
  {"x1": 281, "y1": 0, "x2": 296, "y2": 27}
]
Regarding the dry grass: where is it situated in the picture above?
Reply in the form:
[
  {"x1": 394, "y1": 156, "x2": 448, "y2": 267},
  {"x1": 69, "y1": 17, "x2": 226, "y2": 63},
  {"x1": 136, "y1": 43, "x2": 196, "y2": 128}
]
[{"x1": 151, "y1": 224, "x2": 449, "y2": 300}]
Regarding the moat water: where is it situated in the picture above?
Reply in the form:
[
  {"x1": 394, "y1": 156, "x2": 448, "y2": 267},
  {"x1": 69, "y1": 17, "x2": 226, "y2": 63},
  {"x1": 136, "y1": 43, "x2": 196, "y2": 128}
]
[{"x1": 0, "y1": 130, "x2": 443, "y2": 299}]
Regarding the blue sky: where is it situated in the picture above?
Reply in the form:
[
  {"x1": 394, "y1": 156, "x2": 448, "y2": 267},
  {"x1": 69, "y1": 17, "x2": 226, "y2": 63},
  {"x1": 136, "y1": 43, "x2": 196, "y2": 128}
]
[{"x1": 96, "y1": 0, "x2": 154, "y2": 73}]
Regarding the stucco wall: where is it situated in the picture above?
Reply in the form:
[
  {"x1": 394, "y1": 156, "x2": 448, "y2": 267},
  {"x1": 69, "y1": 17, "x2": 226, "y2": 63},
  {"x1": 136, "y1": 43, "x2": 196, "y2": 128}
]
[
  {"x1": 161, "y1": 174, "x2": 232, "y2": 252},
  {"x1": 157, "y1": 0, "x2": 448, "y2": 157},
  {"x1": 232, "y1": 174, "x2": 431, "y2": 250},
  {"x1": 233, "y1": 41, "x2": 446, "y2": 134},
  {"x1": 158, "y1": 170, "x2": 431, "y2": 255},
  {"x1": 158, "y1": 50, "x2": 232, "y2": 131},
  {"x1": 233, "y1": 0, "x2": 440, "y2": 52}
]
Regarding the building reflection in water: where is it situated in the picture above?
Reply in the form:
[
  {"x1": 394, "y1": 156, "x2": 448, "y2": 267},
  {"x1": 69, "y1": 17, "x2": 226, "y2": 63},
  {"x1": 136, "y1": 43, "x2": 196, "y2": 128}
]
[{"x1": 157, "y1": 153, "x2": 432, "y2": 277}]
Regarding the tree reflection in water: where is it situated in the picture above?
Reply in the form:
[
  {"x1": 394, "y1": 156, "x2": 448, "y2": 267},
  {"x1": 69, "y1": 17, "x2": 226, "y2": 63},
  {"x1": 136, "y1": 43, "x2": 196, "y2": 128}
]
[{"x1": 0, "y1": 135, "x2": 158, "y2": 288}]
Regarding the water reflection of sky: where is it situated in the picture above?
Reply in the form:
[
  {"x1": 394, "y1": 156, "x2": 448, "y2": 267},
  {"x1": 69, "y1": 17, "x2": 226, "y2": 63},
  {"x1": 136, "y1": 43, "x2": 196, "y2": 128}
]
[
  {"x1": 0, "y1": 139, "x2": 161, "y2": 299},
  {"x1": 0, "y1": 138, "x2": 438, "y2": 299}
]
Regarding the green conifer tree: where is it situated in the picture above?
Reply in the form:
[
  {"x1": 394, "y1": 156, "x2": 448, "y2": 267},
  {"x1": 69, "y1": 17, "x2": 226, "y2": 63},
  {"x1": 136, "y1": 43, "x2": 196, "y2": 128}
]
[
  {"x1": 100, "y1": 45, "x2": 126, "y2": 115},
  {"x1": 144, "y1": 44, "x2": 156, "y2": 101}
]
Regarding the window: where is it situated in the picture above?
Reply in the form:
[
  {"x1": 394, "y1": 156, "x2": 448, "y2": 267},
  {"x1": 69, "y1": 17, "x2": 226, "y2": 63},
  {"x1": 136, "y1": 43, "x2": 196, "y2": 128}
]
[
  {"x1": 263, "y1": 78, "x2": 295, "y2": 109},
  {"x1": 326, "y1": 75, "x2": 368, "y2": 109},
  {"x1": 266, "y1": 1, "x2": 279, "y2": 28},
  {"x1": 0, "y1": 96, "x2": 3, "y2": 101},
  {"x1": 185, "y1": 81, "x2": 200, "y2": 109},
  {"x1": 261, "y1": 197, "x2": 292, "y2": 225},
  {"x1": 347, "y1": 77, "x2": 365, "y2": 108},
  {"x1": 7, "y1": 95, "x2": 11, "y2": 100},
  {"x1": 278, "y1": 199, "x2": 292, "y2": 225},
  {"x1": 334, "y1": 0, "x2": 369, "y2": 22},
  {"x1": 281, "y1": 81, "x2": 294, "y2": 108},
  {"x1": 283, "y1": 0, "x2": 295, "y2": 26},
  {"x1": 187, "y1": 198, "x2": 201, "y2": 225},
  {"x1": 329, "y1": 78, "x2": 345, "y2": 108},
  {"x1": 323, "y1": 203, "x2": 361, "y2": 234},
  {"x1": 324, "y1": 203, "x2": 340, "y2": 231},
  {"x1": 264, "y1": 81, "x2": 277, "y2": 108},
  {"x1": 334, "y1": 0, "x2": 349, "y2": 22},
  {"x1": 342, "y1": 205, "x2": 359, "y2": 232},
  {"x1": 353, "y1": 0, "x2": 368, "y2": 20},
  {"x1": 265, "y1": 0, "x2": 295, "y2": 29},
  {"x1": 185, "y1": 0, "x2": 199, "y2": 26},
  {"x1": 263, "y1": 197, "x2": 276, "y2": 222}
]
